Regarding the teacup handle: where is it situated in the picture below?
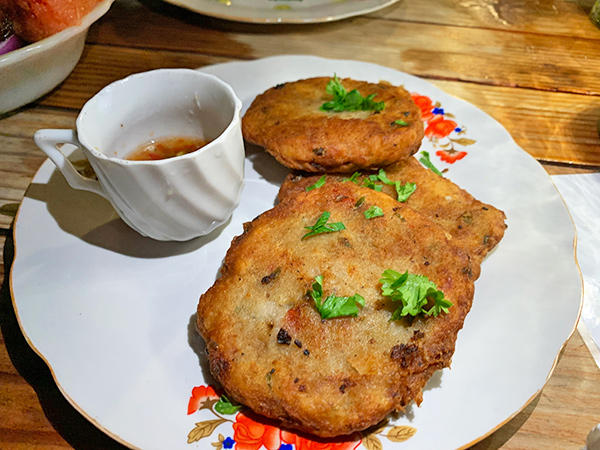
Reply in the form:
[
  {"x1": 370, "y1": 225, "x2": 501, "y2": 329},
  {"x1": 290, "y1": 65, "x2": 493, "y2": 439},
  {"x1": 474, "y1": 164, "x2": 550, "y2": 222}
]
[{"x1": 34, "y1": 129, "x2": 107, "y2": 199}]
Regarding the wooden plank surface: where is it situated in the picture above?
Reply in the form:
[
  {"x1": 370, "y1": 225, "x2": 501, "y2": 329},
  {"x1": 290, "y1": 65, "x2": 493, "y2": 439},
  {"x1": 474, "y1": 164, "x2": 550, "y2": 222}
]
[
  {"x1": 373, "y1": 0, "x2": 600, "y2": 39},
  {"x1": 431, "y1": 80, "x2": 600, "y2": 165},
  {"x1": 26, "y1": 46, "x2": 600, "y2": 167},
  {"x1": 37, "y1": 47, "x2": 229, "y2": 109},
  {"x1": 87, "y1": 0, "x2": 600, "y2": 95},
  {"x1": 470, "y1": 331, "x2": 600, "y2": 450},
  {"x1": 1, "y1": 0, "x2": 600, "y2": 449},
  {"x1": 30, "y1": 0, "x2": 600, "y2": 166}
]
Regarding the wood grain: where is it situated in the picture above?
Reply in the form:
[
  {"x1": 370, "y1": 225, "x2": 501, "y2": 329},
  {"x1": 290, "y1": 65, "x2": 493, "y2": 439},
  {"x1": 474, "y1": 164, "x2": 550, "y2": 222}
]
[
  {"x1": 430, "y1": 80, "x2": 600, "y2": 165},
  {"x1": 1, "y1": 0, "x2": 600, "y2": 449},
  {"x1": 373, "y1": 0, "x2": 600, "y2": 39},
  {"x1": 27, "y1": 46, "x2": 600, "y2": 166},
  {"x1": 470, "y1": 331, "x2": 600, "y2": 450},
  {"x1": 0, "y1": 135, "x2": 46, "y2": 229},
  {"x1": 37, "y1": 46, "x2": 229, "y2": 110},
  {"x1": 87, "y1": 0, "x2": 600, "y2": 95},
  {"x1": 0, "y1": 232, "x2": 128, "y2": 450}
]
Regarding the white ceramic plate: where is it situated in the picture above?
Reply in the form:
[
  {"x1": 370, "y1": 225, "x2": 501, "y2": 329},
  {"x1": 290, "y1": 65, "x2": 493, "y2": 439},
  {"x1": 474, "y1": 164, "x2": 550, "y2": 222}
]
[
  {"x1": 160, "y1": 0, "x2": 399, "y2": 23},
  {"x1": 11, "y1": 56, "x2": 582, "y2": 450}
]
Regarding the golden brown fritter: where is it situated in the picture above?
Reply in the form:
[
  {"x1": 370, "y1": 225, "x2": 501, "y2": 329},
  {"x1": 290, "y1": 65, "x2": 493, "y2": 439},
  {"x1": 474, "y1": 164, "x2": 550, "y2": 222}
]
[
  {"x1": 197, "y1": 182, "x2": 476, "y2": 438},
  {"x1": 242, "y1": 77, "x2": 424, "y2": 173},
  {"x1": 278, "y1": 156, "x2": 507, "y2": 273}
]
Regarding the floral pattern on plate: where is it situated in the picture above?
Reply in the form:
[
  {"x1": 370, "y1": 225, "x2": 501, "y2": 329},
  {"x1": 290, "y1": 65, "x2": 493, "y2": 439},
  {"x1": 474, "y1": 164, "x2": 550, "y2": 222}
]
[
  {"x1": 187, "y1": 385, "x2": 417, "y2": 449},
  {"x1": 411, "y1": 93, "x2": 476, "y2": 165}
]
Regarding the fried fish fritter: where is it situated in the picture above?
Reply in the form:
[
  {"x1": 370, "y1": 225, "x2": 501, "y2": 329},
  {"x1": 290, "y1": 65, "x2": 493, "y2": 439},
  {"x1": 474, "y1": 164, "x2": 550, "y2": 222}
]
[
  {"x1": 278, "y1": 156, "x2": 507, "y2": 271},
  {"x1": 242, "y1": 77, "x2": 424, "y2": 173},
  {"x1": 197, "y1": 182, "x2": 476, "y2": 437}
]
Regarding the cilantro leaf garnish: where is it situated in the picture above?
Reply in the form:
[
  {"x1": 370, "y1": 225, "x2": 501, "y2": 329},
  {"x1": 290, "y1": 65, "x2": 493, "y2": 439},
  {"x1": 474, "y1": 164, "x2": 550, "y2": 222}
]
[
  {"x1": 362, "y1": 176, "x2": 383, "y2": 192},
  {"x1": 379, "y1": 269, "x2": 452, "y2": 318},
  {"x1": 214, "y1": 395, "x2": 242, "y2": 415},
  {"x1": 419, "y1": 151, "x2": 443, "y2": 176},
  {"x1": 306, "y1": 175, "x2": 326, "y2": 191},
  {"x1": 364, "y1": 206, "x2": 384, "y2": 219},
  {"x1": 302, "y1": 212, "x2": 346, "y2": 239},
  {"x1": 308, "y1": 275, "x2": 365, "y2": 319},
  {"x1": 375, "y1": 169, "x2": 393, "y2": 185},
  {"x1": 341, "y1": 169, "x2": 416, "y2": 202},
  {"x1": 395, "y1": 181, "x2": 416, "y2": 202},
  {"x1": 374, "y1": 169, "x2": 416, "y2": 202},
  {"x1": 426, "y1": 291, "x2": 454, "y2": 317},
  {"x1": 320, "y1": 74, "x2": 385, "y2": 113}
]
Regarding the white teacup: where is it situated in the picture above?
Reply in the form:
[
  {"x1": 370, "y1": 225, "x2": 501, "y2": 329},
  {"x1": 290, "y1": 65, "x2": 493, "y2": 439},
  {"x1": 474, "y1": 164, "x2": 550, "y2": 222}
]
[{"x1": 35, "y1": 69, "x2": 245, "y2": 241}]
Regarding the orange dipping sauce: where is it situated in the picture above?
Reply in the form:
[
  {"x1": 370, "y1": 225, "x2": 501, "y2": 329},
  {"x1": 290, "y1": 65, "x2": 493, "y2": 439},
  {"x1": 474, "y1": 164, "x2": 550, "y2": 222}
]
[{"x1": 126, "y1": 136, "x2": 209, "y2": 161}]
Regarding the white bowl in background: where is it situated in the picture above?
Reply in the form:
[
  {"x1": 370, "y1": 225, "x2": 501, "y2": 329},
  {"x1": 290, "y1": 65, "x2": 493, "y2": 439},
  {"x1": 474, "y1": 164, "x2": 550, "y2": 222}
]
[{"x1": 0, "y1": 0, "x2": 114, "y2": 115}]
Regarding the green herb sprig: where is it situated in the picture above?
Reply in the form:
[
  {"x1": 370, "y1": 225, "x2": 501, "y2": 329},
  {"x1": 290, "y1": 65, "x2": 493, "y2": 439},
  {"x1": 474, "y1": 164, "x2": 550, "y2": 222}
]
[
  {"x1": 362, "y1": 176, "x2": 384, "y2": 192},
  {"x1": 343, "y1": 171, "x2": 362, "y2": 184},
  {"x1": 320, "y1": 74, "x2": 385, "y2": 112},
  {"x1": 364, "y1": 206, "x2": 384, "y2": 219},
  {"x1": 306, "y1": 175, "x2": 326, "y2": 191},
  {"x1": 379, "y1": 269, "x2": 452, "y2": 319},
  {"x1": 394, "y1": 182, "x2": 417, "y2": 202},
  {"x1": 376, "y1": 169, "x2": 416, "y2": 202},
  {"x1": 343, "y1": 169, "x2": 416, "y2": 202},
  {"x1": 308, "y1": 275, "x2": 365, "y2": 319},
  {"x1": 302, "y1": 212, "x2": 346, "y2": 239},
  {"x1": 214, "y1": 395, "x2": 242, "y2": 415},
  {"x1": 419, "y1": 151, "x2": 443, "y2": 176}
]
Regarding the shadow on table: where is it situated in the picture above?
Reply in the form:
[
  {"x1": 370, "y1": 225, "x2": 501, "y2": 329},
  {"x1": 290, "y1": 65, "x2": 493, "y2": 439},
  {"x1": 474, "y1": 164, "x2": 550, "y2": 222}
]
[{"x1": 0, "y1": 232, "x2": 130, "y2": 450}]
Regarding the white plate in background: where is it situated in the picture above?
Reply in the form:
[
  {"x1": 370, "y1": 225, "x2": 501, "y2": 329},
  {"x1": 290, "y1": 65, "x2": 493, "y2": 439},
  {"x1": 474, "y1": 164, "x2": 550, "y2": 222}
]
[{"x1": 161, "y1": 0, "x2": 399, "y2": 23}]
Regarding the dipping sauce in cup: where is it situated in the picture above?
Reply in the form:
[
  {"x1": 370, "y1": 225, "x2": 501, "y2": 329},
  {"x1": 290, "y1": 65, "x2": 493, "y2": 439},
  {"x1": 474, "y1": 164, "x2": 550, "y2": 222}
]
[
  {"x1": 34, "y1": 68, "x2": 245, "y2": 241},
  {"x1": 125, "y1": 136, "x2": 211, "y2": 161}
]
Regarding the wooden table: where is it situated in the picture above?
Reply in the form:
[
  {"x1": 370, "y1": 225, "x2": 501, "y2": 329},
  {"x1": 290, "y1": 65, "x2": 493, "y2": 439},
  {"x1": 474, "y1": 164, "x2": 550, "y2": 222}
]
[{"x1": 2, "y1": 0, "x2": 600, "y2": 448}]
